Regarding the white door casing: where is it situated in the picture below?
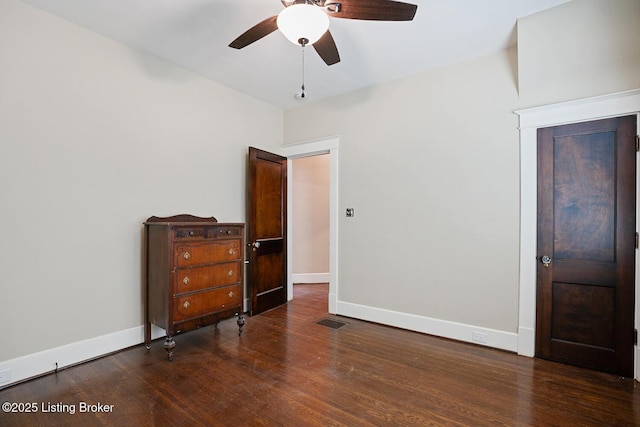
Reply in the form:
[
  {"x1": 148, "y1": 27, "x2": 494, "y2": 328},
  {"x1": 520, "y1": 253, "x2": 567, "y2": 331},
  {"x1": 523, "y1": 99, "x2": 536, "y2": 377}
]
[{"x1": 515, "y1": 89, "x2": 640, "y2": 378}]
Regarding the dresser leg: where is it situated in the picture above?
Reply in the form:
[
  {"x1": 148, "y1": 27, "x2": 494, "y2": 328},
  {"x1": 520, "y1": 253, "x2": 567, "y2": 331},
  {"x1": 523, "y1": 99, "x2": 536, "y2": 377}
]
[
  {"x1": 237, "y1": 314, "x2": 245, "y2": 336},
  {"x1": 163, "y1": 337, "x2": 175, "y2": 361}
]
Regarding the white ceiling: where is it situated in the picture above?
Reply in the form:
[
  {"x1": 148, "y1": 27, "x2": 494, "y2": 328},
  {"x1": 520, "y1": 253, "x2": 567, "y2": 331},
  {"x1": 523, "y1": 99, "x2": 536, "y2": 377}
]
[{"x1": 21, "y1": 0, "x2": 570, "y2": 109}]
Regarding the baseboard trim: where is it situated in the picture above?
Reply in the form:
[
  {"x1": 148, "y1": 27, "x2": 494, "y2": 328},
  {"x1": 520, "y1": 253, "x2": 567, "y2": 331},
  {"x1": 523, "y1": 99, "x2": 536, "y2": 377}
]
[
  {"x1": 292, "y1": 273, "x2": 330, "y2": 284},
  {"x1": 0, "y1": 325, "x2": 165, "y2": 389},
  {"x1": 336, "y1": 300, "x2": 518, "y2": 353},
  {"x1": 1, "y1": 300, "x2": 521, "y2": 388}
]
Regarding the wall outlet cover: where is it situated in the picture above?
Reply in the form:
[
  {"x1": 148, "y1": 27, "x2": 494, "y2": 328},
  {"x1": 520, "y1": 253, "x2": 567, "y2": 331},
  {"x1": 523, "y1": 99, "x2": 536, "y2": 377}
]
[
  {"x1": 0, "y1": 369, "x2": 12, "y2": 384},
  {"x1": 472, "y1": 332, "x2": 488, "y2": 344}
]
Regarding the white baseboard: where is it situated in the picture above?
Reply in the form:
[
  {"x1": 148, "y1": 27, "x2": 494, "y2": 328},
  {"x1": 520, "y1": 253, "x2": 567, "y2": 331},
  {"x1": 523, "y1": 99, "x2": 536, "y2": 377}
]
[
  {"x1": 336, "y1": 300, "x2": 518, "y2": 353},
  {"x1": 0, "y1": 325, "x2": 165, "y2": 389},
  {"x1": 1, "y1": 299, "x2": 521, "y2": 389},
  {"x1": 292, "y1": 273, "x2": 330, "y2": 284}
]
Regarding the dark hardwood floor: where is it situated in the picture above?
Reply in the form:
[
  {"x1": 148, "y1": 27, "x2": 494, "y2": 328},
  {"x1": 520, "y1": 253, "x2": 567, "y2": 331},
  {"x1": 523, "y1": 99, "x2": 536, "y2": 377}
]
[{"x1": 2, "y1": 284, "x2": 639, "y2": 426}]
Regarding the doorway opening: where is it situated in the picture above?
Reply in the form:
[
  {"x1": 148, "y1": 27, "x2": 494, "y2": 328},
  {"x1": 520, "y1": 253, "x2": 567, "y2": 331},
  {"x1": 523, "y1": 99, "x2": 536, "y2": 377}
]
[
  {"x1": 282, "y1": 136, "x2": 339, "y2": 314},
  {"x1": 291, "y1": 154, "x2": 330, "y2": 286}
]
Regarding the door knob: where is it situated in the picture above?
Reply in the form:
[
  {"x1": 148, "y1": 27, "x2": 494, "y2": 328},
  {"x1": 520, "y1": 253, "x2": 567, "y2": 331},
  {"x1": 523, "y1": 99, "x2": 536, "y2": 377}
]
[
  {"x1": 541, "y1": 255, "x2": 551, "y2": 268},
  {"x1": 251, "y1": 241, "x2": 261, "y2": 248}
]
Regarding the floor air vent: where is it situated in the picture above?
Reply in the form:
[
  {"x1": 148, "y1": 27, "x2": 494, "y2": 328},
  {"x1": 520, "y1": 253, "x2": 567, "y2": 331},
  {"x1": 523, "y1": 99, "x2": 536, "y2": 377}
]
[{"x1": 316, "y1": 318, "x2": 347, "y2": 329}]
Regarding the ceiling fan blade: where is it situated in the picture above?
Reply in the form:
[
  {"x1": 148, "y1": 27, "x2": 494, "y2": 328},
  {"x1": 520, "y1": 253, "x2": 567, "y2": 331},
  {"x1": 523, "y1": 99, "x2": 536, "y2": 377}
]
[
  {"x1": 313, "y1": 30, "x2": 340, "y2": 65},
  {"x1": 325, "y1": 0, "x2": 417, "y2": 21},
  {"x1": 229, "y1": 15, "x2": 279, "y2": 49}
]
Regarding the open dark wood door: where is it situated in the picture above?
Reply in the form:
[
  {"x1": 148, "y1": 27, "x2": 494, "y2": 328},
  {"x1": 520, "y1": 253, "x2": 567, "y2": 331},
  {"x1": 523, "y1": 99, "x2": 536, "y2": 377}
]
[
  {"x1": 536, "y1": 115, "x2": 636, "y2": 377},
  {"x1": 247, "y1": 147, "x2": 288, "y2": 315}
]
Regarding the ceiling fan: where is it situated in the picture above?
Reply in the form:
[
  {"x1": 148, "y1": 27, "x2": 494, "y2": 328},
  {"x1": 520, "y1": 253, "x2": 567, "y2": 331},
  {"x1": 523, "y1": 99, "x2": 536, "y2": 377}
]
[{"x1": 229, "y1": 0, "x2": 418, "y2": 66}]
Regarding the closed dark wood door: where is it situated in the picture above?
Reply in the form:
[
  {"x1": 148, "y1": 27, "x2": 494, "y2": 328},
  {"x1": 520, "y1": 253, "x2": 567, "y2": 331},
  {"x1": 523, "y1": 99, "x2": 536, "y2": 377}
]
[
  {"x1": 536, "y1": 115, "x2": 636, "y2": 377},
  {"x1": 247, "y1": 147, "x2": 288, "y2": 315}
]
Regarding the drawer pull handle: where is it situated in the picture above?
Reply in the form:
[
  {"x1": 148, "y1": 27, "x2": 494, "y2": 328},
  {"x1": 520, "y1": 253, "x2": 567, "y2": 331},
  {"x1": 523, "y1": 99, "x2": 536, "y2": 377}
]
[
  {"x1": 183, "y1": 277, "x2": 190, "y2": 286},
  {"x1": 228, "y1": 291, "x2": 234, "y2": 299},
  {"x1": 228, "y1": 270, "x2": 234, "y2": 277},
  {"x1": 183, "y1": 252, "x2": 190, "y2": 260},
  {"x1": 227, "y1": 230, "x2": 232, "y2": 234},
  {"x1": 183, "y1": 301, "x2": 190, "y2": 310},
  {"x1": 228, "y1": 249, "x2": 235, "y2": 256},
  {"x1": 188, "y1": 231, "x2": 194, "y2": 236}
]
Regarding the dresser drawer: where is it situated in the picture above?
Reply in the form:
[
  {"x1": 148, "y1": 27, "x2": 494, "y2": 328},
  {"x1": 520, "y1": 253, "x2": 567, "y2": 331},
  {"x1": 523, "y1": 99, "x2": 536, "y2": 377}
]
[
  {"x1": 175, "y1": 240, "x2": 241, "y2": 267},
  {"x1": 175, "y1": 225, "x2": 242, "y2": 240},
  {"x1": 207, "y1": 226, "x2": 242, "y2": 238},
  {"x1": 175, "y1": 227, "x2": 205, "y2": 239},
  {"x1": 173, "y1": 262, "x2": 240, "y2": 294},
  {"x1": 173, "y1": 285, "x2": 242, "y2": 321}
]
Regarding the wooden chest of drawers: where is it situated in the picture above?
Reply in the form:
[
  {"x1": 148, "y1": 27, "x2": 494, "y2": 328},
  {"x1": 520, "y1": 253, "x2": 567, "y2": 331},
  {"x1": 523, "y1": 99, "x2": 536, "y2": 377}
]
[{"x1": 144, "y1": 214, "x2": 245, "y2": 361}]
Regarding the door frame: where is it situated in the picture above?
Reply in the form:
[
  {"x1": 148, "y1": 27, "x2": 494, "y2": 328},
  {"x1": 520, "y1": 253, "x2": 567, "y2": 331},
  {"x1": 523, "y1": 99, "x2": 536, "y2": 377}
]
[
  {"x1": 281, "y1": 136, "x2": 339, "y2": 313},
  {"x1": 515, "y1": 89, "x2": 640, "y2": 378}
]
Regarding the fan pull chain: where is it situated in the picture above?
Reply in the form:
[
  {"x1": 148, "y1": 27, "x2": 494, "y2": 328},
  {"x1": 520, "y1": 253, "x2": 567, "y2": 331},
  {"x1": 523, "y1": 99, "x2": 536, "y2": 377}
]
[{"x1": 299, "y1": 41, "x2": 306, "y2": 99}]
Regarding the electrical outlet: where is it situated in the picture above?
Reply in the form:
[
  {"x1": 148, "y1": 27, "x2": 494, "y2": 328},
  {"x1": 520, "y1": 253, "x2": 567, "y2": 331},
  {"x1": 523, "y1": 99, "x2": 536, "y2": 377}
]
[
  {"x1": 471, "y1": 332, "x2": 488, "y2": 344},
  {"x1": 0, "y1": 368, "x2": 12, "y2": 384}
]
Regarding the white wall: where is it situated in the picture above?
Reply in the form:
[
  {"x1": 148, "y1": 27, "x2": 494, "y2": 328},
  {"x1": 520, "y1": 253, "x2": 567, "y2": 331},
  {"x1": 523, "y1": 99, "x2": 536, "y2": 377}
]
[
  {"x1": 518, "y1": 0, "x2": 640, "y2": 108},
  {"x1": 283, "y1": 0, "x2": 640, "y2": 350},
  {"x1": 285, "y1": 48, "x2": 521, "y2": 338},
  {"x1": 291, "y1": 155, "x2": 330, "y2": 282},
  {"x1": 0, "y1": 0, "x2": 282, "y2": 376}
]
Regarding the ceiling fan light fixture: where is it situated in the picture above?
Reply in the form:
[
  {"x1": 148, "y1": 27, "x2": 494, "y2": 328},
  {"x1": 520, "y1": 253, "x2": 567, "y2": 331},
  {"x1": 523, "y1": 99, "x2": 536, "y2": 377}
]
[{"x1": 277, "y1": 4, "x2": 330, "y2": 46}]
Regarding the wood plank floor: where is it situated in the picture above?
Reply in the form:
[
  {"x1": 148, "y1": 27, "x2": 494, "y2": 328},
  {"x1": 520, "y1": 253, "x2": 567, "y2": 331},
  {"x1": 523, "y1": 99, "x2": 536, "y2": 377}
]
[{"x1": 2, "y1": 283, "x2": 639, "y2": 426}]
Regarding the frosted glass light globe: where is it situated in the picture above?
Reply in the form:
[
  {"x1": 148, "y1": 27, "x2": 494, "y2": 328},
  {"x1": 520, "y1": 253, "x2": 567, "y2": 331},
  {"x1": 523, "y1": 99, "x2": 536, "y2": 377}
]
[{"x1": 277, "y1": 4, "x2": 330, "y2": 46}]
